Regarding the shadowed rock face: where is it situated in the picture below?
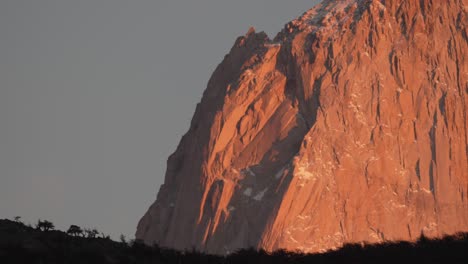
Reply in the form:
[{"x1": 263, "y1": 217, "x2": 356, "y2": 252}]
[{"x1": 137, "y1": 0, "x2": 468, "y2": 254}]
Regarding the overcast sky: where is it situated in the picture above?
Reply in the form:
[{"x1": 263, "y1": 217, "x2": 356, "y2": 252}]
[{"x1": 0, "y1": 0, "x2": 320, "y2": 239}]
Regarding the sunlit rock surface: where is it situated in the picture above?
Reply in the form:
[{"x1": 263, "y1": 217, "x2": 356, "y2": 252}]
[{"x1": 137, "y1": 0, "x2": 468, "y2": 254}]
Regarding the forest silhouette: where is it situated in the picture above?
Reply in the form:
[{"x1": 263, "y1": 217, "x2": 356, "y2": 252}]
[{"x1": 0, "y1": 218, "x2": 467, "y2": 264}]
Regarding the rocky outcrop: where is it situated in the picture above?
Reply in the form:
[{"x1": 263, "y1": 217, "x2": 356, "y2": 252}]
[{"x1": 137, "y1": 0, "x2": 468, "y2": 254}]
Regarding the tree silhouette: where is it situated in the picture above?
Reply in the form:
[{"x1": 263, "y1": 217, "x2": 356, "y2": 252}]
[
  {"x1": 120, "y1": 234, "x2": 127, "y2": 244},
  {"x1": 84, "y1": 228, "x2": 99, "y2": 238},
  {"x1": 36, "y1": 220, "x2": 55, "y2": 231},
  {"x1": 67, "y1": 225, "x2": 83, "y2": 237},
  {"x1": 100, "y1": 232, "x2": 111, "y2": 239},
  {"x1": 13, "y1": 216, "x2": 21, "y2": 223}
]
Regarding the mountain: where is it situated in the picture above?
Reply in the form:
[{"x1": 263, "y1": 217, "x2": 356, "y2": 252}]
[{"x1": 136, "y1": 0, "x2": 468, "y2": 254}]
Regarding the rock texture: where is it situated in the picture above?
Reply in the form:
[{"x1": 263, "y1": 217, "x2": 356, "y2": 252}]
[{"x1": 137, "y1": 0, "x2": 468, "y2": 254}]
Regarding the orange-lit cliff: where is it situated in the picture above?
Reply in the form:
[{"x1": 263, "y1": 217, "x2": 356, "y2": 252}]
[{"x1": 137, "y1": 0, "x2": 468, "y2": 254}]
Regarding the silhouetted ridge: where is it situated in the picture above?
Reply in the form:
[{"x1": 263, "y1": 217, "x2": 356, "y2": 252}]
[{"x1": 1, "y1": 219, "x2": 467, "y2": 264}]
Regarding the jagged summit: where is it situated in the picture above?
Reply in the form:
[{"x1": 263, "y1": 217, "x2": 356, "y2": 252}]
[{"x1": 137, "y1": 0, "x2": 468, "y2": 254}]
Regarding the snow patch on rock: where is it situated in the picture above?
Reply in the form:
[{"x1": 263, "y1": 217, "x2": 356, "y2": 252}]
[
  {"x1": 243, "y1": 187, "x2": 252, "y2": 197},
  {"x1": 253, "y1": 188, "x2": 268, "y2": 201}
]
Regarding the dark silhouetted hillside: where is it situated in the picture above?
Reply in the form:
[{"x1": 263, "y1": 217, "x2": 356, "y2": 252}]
[{"x1": 0, "y1": 219, "x2": 467, "y2": 264}]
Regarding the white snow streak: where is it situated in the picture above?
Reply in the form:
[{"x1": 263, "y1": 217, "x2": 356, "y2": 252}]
[{"x1": 253, "y1": 188, "x2": 268, "y2": 201}]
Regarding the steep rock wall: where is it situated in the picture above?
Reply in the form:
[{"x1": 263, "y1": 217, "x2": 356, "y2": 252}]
[{"x1": 137, "y1": 0, "x2": 468, "y2": 254}]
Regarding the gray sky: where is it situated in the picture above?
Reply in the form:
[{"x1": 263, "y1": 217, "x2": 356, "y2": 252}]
[{"x1": 0, "y1": 0, "x2": 320, "y2": 239}]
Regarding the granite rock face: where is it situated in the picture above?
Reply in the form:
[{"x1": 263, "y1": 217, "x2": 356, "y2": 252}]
[{"x1": 137, "y1": 0, "x2": 468, "y2": 254}]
